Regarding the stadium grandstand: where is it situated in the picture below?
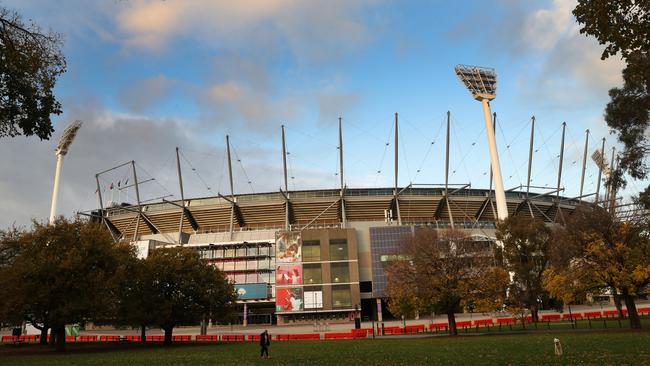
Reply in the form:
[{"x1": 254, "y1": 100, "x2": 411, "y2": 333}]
[{"x1": 82, "y1": 103, "x2": 626, "y2": 326}]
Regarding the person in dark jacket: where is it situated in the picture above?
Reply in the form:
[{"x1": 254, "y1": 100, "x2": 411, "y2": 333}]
[{"x1": 260, "y1": 330, "x2": 271, "y2": 358}]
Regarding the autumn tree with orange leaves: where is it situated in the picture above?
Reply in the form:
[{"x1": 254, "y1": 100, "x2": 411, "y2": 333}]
[{"x1": 385, "y1": 229, "x2": 508, "y2": 335}]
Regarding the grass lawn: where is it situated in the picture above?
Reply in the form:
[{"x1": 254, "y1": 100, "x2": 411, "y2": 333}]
[{"x1": 1, "y1": 331, "x2": 649, "y2": 366}]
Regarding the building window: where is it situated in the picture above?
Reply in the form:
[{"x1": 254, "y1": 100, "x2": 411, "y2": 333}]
[
  {"x1": 303, "y1": 240, "x2": 321, "y2": 262},
  {"x1": 303, "y1": 264, "x2": 322, "y2": 284},
  {"x1": 330, "y1": 262, "x2": 350, "y2": 283},
  {"x1": 304, "y1": 287, "x2": 323, "y2": 309},
  {"x1": 332, "y1": 285, "x2": 352, "y2": 308},
  {"x1": 329, "y1": 239, "x2": 348, "y2": 260}
]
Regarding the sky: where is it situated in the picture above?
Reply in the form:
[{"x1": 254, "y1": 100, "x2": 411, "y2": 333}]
[{"x1": 1, "y1": 0, "x2": 643, "y2": 228}]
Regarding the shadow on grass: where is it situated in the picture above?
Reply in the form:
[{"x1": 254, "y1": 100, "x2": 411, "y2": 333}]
[{"x1": 0, "y1": 341, "x2": 225, "y2": 357}]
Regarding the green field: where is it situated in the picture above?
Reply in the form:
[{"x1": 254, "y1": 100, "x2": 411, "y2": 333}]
[{"x1": 1, "y1": 331, "x2": 649, "y2": 366}]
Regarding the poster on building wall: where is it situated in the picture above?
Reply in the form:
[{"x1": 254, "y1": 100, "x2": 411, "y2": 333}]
[
  {"x1": 304, "y1": 291, "x2": 323, "y2": 309},
  {"x1": 236, "y1": 283, "x2": 269, "y2": 300},
  {"x1": 276, "y1": 231, "x2": 302, "y2": 263},
  {"x1": 276, "y1": 287, "x2": 303, "y2": 312},
  {"x1": 276, "y1": 265, "x2": 303, "y2": 285}
]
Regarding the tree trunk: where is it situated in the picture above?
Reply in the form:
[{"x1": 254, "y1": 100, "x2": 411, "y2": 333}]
[
  {"x1": 446, "y1": 311, "x2": 457, "y2": 336},
  {"x1": 622, "y1": 292, "x2": 641, "y2": 329},
  {"x1": 39, "y1": 326, "x2": 49, "y2": 345},
  {"x1": 54, "y1": 325, "x2": 66, "y2": 352},
  {"x1": 163, "y1": 326, "x2": 173, "y2": 346},
  {"x1": 530, "y1": 305, "x2": 539, "y2": 323},
  {"x1": 612, "y1": 289, "x2": 624, "y2": 318},
  {"x1": 140, "y1": 324, "x2": 146, "y2": 343}
]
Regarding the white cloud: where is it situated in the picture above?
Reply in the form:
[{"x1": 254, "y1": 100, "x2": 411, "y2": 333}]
[{"x1": 115, "y1": 0, "x2": 378, "y2": 62}]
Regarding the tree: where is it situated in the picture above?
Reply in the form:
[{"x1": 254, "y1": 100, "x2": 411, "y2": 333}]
[
  {"x1": 385, "y1": 229, "x2": 508, "y2": 335},
  {"x1": 496, "y1": 215, "x2": 552, "y2": 322},
  {"x1": 547, "y1": 204, "x2": 650, "y2": 329},
  {"x1": 141, "y1": 247, "x2": 236, "y2": 345},
  {"x1": 0, "y1": 7, "x2": 66, "y2": 140},
  {"x1": 113, "y1": 257, "x2": 158, "y2": 343},
  {"x1": 0, "y1": 218, "x2": 135, "y2": 350},
  {"x1": 574, "y1": 1, "x2": 650, "y2": 206},
  {"x1": 573, "y1": 1, "x2": 649, "y2": 60}
]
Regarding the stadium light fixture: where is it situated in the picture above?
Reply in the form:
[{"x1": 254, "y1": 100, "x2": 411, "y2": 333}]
[
  {"x1": 49, "y1": 120, "x2": 82, "y2": 225},
  {"x1": 454, "y1": 65, "x2": 508, "y2": 220}
]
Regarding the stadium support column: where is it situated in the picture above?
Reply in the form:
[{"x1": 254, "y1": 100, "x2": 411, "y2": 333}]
[
  {"x1": 525, "y1": 116, "x2": 535, "y2": 217},
  {"x1": 554, "y1": 122, "x2": 566, "y2": 223},
  {"x1": 595, "y1": 138, "x2": 605, "y2": 204},
  {"x1": 444, "y1": 111, "x2": 454, "y2": 228},
  {"x1": 226, "y1": 135, "x2": 235, "y2": 239},
  {"x1": 282, "y1": 125, "x2": 289, "y2": 231},
  {"x1": 176, "y1": 147, "x2": 185, "y2": 244},
  {"x1": 394, "y1": 112, "x2": 402, "y2": 225},
  {"x1": 339, "y1": 117, "x2": 347, "y2": 228},
  {"x1": 132, "y1": 161, "x2": 142, "y2": 241},
  {"x1": 579, "y1": 129, "x2": 590, "y2": 201},
  {"x1": 481, "y1": 99, "x2": 508, "y2": 220}
]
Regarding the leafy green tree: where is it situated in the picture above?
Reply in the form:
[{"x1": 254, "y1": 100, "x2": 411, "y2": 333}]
[
  {"x1": 385, "y1": 229, "x2": 508, "y2": 335},
  {"x1": 496, "y1": 215, "x2": 552, "y2": 322},
  {"x1": 113, "y1": 257, "x2": 158, "y2": 342},
  {"x1": 0, "y1": 7, "x2": 66, "y2": 139},
  {"x1": 0, "y1": 218, "x2": 134, "y2": 350},
  {"x1": 547, "y1": 205, "x2": 650, "y2": 329},
  {"x1": 573, "y1": 1, "x2": 649, "y2": 60},
  {"x1": 141, "y1": 247, "x2": 236, "y2": 345},
  {"x1": 574, "y1": 1, "x2": 650, "y2": 206}
]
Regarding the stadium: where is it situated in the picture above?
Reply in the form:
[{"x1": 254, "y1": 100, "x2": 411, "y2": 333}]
[{"x1": 87, "y1": 66, "x2": 604, "y2": 326}]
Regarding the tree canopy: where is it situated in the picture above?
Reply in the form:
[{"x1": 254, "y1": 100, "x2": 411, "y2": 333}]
[
  {"x1": 574, "y1": 1, "x2": 650, "y2": 206},
  {"x1": 137, "y1": 247, "x2": 236, "y2": 345},
  {"x1": 545, "y1": 204, "x2": 650, "y2": 329},
  {"x1": 496, "y1": 215, "x2": 552, "y2": 322},
  {"x1": 0, "y1": 218, "x2": 134, "y2": 350},
  {"x1": 0, "y1": 6, "x2": 66, "y2": 140},
  {"x1": 385, "y1": 229, "x2": 508, "y2": 335}
]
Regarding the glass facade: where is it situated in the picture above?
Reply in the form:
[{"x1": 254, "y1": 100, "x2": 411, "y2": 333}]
[
  {"x1": 332, "y1": 285, "x2": 352, "y2": 308},
  {"x1": 369, "y1": 226, "x2": 414, "y2": 297},
  {"x1": 302, "y1": 240, "x2": 321, "y2": 262},
  {"x1": 303, "y1": 264, "x2": 322, "y2": 284},
  {"x1": 330, "y1": 262, "x2": 350, "y2": 283},
  {"x1": 329, "y1": 239, "x2": 348, "y2": 260}
]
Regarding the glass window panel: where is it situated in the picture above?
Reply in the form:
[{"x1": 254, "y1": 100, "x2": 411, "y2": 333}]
[
  {"x1": 331, "y1": 263, "x2": 350, "y2": 283},
  {"x1": 234, "y1": 260, "x2": 247, "y2": 270},
  {"x1": 303, "y1": 264, "x2": 322, "y2": 285},
  {"x1": 332, "y1": 286, "x2": 351, "y2": 308},
  {"x1": 225, "y1": 248, "x2": 235, "y2": 257},
  {"x1": 223, "y1": 261, "x2": 235, "y2": 271},
  {"x1": 303, "y1": 240, "x2": 321, "y2": 262},
  {"x1": 329, "y1": 239, "x2": 348, "y2": 260}
]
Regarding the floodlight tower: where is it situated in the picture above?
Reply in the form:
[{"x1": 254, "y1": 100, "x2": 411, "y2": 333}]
[
  {"x1": 49, "y1": 120, "x2": 82, "y2": 225},
  {"x1": 454, "y1": 65, "x2": 508, "y2": 220}
]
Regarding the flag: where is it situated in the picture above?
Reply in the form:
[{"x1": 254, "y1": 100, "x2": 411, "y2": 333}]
[
  {"x1": 124, "y1": 178, "x2": 129, "y2": 185},
  {"x1": 118, "y1": 180, "x2": 121, "y2": 188},
  {"x1": 95, "y1": 188, "x2": 99, "y2": 193},
  {"x1": 109, "y1": 183, "x2": 114, "y2": 190}
]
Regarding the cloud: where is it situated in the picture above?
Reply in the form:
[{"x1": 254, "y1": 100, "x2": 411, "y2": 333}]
[
  {"x1": 115, "y1": 0, "x2": 378, "y2": 62},
  {"x1": 118, "y1": 74, "x2": 177, "y2": 113},
  {"x1": 318, "y1": 92, "x2": 361, "y2": 125}
]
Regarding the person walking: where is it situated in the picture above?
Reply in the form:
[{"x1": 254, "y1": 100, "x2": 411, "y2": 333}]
[{"x1": 260, "y1": 330, "x2": 271, "y2": 359}]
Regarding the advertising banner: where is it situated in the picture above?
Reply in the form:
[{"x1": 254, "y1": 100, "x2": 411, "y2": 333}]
[
  {"x1": 276, "y1": 287, "x2": 303, "y2": 312},
  {"x1": 235, "y1": 283, "x2": 269, "y2": 300},
  {"x1": 304, "y1": 291, "x2": 323, "y2": 309},
  {"x1": 276, "y1": 265, "x2": 303, "y2": 286},
  {"x1": 276, "y1": 231, "x2": 301, "y2": 263}
]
